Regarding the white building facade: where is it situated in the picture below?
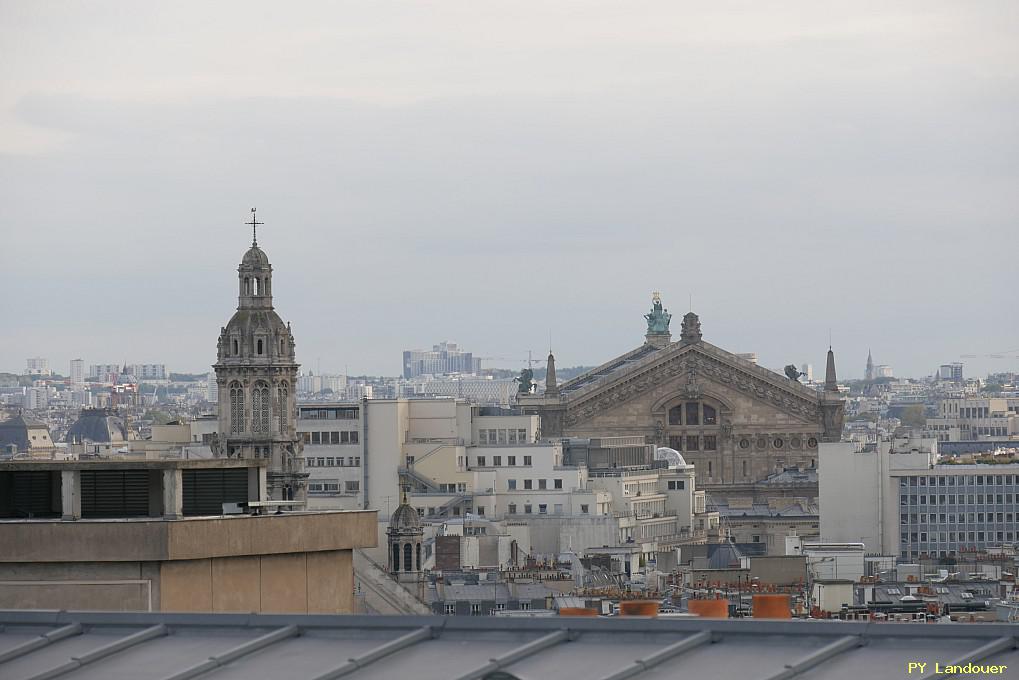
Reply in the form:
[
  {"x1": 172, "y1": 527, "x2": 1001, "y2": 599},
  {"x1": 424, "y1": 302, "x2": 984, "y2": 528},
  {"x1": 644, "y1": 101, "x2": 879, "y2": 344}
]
[{"x1": 820, "y1": 435, "x2": 1019, "y2": 560}]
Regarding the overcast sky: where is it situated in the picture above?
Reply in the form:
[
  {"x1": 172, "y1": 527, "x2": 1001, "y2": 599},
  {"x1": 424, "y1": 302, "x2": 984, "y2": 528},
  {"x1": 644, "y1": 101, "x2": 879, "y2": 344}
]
[{"x1": 1, "y1": 2, "x2": 1016, "y2": 379}]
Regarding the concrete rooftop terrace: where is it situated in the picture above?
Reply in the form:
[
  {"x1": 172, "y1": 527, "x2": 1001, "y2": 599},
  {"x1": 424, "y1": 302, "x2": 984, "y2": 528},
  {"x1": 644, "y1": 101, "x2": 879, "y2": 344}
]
[{"x1": 0, "y1": 610, "x2": 1016, "y2": 680}]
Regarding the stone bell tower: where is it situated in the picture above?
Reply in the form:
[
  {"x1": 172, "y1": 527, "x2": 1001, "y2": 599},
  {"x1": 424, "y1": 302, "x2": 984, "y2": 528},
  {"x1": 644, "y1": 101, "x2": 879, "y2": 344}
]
[
  {"x1": 213, "y1": 209, "x2": 307, "y2": 500},
  {"x1": 387, "y1": 486, "x2": 424, "y2": 582}
]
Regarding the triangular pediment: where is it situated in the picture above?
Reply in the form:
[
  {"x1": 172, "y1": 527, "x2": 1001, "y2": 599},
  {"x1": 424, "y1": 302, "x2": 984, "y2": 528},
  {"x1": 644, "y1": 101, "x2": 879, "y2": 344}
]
[{"x1": 561, "y1": 341, "x2": 822, "y2": 425}]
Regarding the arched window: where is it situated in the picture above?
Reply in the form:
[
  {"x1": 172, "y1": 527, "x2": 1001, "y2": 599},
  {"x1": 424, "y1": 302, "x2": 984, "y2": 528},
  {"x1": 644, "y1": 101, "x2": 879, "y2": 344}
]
[
  {"x1": 392, "y1": 543, "x2": 400, "y2": 572},
  {"x1": 252, "y1": 381, "x2": 270, "y2": 433},
  {"x1": 263, "y1": 277, "x2": 269, "y2": 295},
  {"x1": 278, "y1": 383, "x2": 288, "y2": 433},
  {"x1": 416, "y1": 543, "x2": 422, "y2": 570},
  {"x1": 404, "y1": 543, "x2": 414, "y2": 572},
  {"x1": 232, "y1": 339, "x2": 239, "y2": 355},
  {"x1": 229, "y1": 382, "x2": 244, "y2": 433},
  {"x1": 244, "y1": 277, "x2": 250, "y2": 295},
  {"x1": 257, "y1": 339, "x2": 263, "y2": 355},
  {"x1": 252, "y1": 277, "x2": 259, "y2": 295},
  {"x1": 280, "y1": 337, "x2": 285, "y2": 354}
]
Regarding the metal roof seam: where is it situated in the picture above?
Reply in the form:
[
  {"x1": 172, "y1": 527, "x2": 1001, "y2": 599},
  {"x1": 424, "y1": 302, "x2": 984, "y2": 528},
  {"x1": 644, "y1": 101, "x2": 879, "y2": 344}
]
[
  {"x1": 23, "y1": 623, "x2": 167, "y2": 680},
  {"x1": 758, "y1": 634, "x2": 864, "y2": 680},
  {"x1": 452, "y1": 629, "x2": 573, "y2": 680},
  {"x1": 598, "y1": 630, "x2": 715, "y2": 680},
  {"x1": 158, "y1": 624, "x2": 300, "y2": 680},
  {"x1": 308, "y1": 625, "x2": 436, "y2": 680},
  {"x1": 0, "y1": 622, "x2": 82, "y2": 666}
]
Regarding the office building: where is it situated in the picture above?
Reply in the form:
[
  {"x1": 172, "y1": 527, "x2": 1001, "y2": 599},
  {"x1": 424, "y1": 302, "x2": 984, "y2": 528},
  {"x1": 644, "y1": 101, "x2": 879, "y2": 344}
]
[
  {"x1": 940, "y1": 363, "x2": 964, "y2": 382},
  {"x1": 820, "y1": 434, "x2": 1019, "y2": 559},
  {"x1": 402, "y1": 341, "x2": 481, "y2": 378},
  {"x1": 128, "y1": 364, "x2": 167, "y2": 380},
  {"x1": 89, "y1": 364, "x2": 122, "y2": 380},
  {"x1": 25, "y1": 358, "x2": 50, "y2": 376}
]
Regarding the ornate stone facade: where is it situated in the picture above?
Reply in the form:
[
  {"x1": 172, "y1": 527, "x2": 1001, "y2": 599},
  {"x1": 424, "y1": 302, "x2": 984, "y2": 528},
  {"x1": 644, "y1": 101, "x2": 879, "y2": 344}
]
[
  {"x1": 520, "y1": 298, "x2": 844, "y2": 490},
  {"x1": 213, "y1": 225, "x2": 306, "y2": 500}
]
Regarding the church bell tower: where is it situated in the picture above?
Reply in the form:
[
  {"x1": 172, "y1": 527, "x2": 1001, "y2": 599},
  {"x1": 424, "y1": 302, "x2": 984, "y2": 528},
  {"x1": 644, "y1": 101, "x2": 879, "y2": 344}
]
[{"x1": 213, "y1": 209, "x2": 307, "y2": 500}]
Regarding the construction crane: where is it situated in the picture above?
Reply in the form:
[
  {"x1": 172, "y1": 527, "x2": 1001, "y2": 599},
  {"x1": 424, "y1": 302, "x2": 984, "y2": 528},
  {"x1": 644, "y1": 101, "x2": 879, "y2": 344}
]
[{"x1": 475, "y1": 352, "x2": 545, "y2": 371}]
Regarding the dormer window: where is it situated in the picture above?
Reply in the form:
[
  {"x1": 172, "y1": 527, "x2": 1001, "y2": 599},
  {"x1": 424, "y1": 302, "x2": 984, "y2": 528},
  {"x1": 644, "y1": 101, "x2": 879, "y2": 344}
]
[{"x1": 257, "y1": 339, "x2": 263, "y2": 355}]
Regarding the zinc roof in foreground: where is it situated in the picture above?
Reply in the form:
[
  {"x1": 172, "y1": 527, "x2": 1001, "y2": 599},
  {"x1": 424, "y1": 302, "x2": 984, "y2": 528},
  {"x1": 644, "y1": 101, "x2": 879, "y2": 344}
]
[{"x1": 0, "y1": 610, "x2": 1016, "y2": 680}]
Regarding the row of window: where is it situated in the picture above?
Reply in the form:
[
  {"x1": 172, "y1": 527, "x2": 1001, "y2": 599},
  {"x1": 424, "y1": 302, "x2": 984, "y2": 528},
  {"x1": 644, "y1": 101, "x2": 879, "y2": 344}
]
[
  {"x1": 964, "y1": 426, "x2": 1009, "y2": 437},
  {"x1": 666, "y1": 480, "x2": 686, "y2": 490},
  {"x1": 446, "y1": 602, "x2": 531, "y2": 615},
  {"x1": 302, "y1": 431, "x2": 360, "y2": 445},
  {"x1": 307, "y1": 456, "x2": 361, "y2": 467},
  {"x1": 475, "y1": 454, "x2": 532, "y2": 467},
  {"x1": 506, "y1": 478, "x2": 563, "y2": 491},
  {"x1": 737, "y1": 436, "x2": 817, "y2": 450},
  {"x1": 900, "y1": 475, "x2": 1019, "y2": 487},
  {"x1": 900, "y1": 493, "x2": 1017, "y2": 506},
  {"x1": 392, "y1": 542, "x2": 422, "y2": 572},
  {"x1": 668, "y1": 402, "x2": 717, "y2": 426},
  {"x1": 227, "y1": 336, "x2": 286, "y2": 356},
  {"x1": 667, "y1": 435, "x2": 717, "y2": 451},
  {"x1": 308, "y1": 480, "x2": 360, "y2": 494},
  {"x1": 901, "y1": 512, "x2": 1018, "y2": 524},
  {"x1": 477, "y1": 428, "x2": 530, "y2": 445},
  {"x1": 415, "y1": 503, "x2": 592, "y2": 517},
  {"x1": 903, "y1": 531, "x2": 1015, "y2": 544},
  {"x1": 506, "y1": 503, "x2": 577, "y2": 515},
  {"x1": 300, "y1": 407, "x2": 359, "y2": 420},
  {"x1": 228, "y1": 381, "x2": 288, "y2": 434}
]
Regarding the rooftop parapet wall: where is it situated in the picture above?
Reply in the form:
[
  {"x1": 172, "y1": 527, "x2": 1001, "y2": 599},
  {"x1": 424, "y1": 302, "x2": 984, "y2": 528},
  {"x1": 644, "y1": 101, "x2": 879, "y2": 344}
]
[{"x1": 0, "y1": 510, "x2": 377, "y2": 563}]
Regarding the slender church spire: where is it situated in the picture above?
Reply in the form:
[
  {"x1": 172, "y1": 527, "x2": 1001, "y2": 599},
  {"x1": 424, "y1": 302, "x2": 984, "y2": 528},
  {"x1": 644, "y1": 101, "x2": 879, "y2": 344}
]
[
  {"x1": 865, "y1": 348, "x2": 874, "y2": 381},
  {"x1": 825, "y1": 346, "x2": 839, "y2": 392},
  {"x1": 545, "y1": 351, "x2": 559, "y2": 397}
]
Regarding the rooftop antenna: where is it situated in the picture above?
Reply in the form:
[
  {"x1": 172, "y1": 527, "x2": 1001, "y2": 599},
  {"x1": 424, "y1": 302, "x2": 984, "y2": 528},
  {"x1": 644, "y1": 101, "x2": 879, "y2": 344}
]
[
  {"x1": 246, "y1": 207, "x2": 263, "y2": 247},
  {"x1": 689, "y1": 293, "x2": 693, "y2": 312}
]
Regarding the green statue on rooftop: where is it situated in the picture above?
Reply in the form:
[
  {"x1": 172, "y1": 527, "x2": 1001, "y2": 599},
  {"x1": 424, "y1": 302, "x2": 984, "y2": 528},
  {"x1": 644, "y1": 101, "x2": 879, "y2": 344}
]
[
  {"x1": 644, "y1": 291, "x2": 671, "y2": 334},
  {"x1": 515, "y1": 368, "x2": 535, "y2": 394}
]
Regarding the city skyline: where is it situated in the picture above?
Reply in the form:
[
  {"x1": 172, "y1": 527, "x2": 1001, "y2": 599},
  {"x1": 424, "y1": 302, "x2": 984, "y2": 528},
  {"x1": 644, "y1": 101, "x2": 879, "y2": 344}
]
[
  {"x1": 2, "y1": 247, "x2": 1017, "y2": 380},
  {"x1": 2, "y1": 2, "x2": 1017, "y2": 378}
]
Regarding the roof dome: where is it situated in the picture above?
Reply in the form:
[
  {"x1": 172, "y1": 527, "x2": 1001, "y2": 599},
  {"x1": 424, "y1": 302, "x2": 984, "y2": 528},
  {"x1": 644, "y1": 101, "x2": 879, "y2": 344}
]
[
  {"x1": 66, "y1": 408, "x2": 127, "y2": 444},
  {"x1": 390, "y1": 502, "x2": 422, "y2": 531},
  {"x1": 655, "y1": 447, "x2": 687, "y2": 468},
  {"x1": 241, "y1": 245, "x2": 270, "y2": 267}
]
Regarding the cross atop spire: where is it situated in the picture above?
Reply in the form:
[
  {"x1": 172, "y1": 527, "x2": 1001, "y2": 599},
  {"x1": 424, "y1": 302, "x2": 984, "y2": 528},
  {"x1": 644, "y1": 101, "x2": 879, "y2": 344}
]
[{"x1": 246, "y1": 207, "x2": 263, "y2": 247}]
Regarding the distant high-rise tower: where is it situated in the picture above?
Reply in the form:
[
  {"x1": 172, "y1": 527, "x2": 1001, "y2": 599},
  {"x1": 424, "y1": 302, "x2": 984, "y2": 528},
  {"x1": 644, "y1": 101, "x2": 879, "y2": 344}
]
[
  {"x1": 213, "y1": 210, "x2": 306, "y2": 500},
  {"x1": 69, "y1": 359, "x2": 85, "y2": 387},
  {"x1": 865, "y1": 349, "x2": 875, "y2": 381},
  {"x1": 800, "y1": 363, "x2": 813, "y2": 382},
  {"x1": 25, "y1": 358, "x2": 50, "y2": 376}
]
